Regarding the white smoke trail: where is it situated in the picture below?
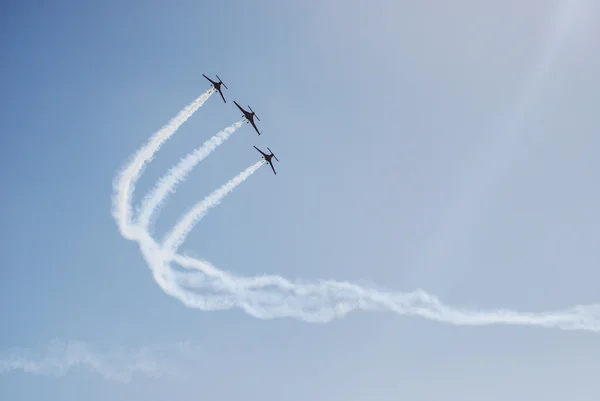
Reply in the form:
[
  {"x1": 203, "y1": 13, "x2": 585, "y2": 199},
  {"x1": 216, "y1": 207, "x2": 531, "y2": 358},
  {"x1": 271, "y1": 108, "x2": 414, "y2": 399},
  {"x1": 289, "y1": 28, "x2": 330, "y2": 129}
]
[
  {"x1": 112, "y1": 89, "x2": 214, "y2": 239},
  {"x1": 0, "y1": 340, "x2": 201, "y2": 382},
  {"x1": 162, "y1": 254, "x2": 600, "y2": 332},
  {"x1": 109, "y1": 95, "x2": 600, "y2": 335},
  {"x1": 162, "y1": 160, "x2": 265, "y2": 253},
  {"x1": 136, "y1": 120, "x2": 244, "y2": 231}
]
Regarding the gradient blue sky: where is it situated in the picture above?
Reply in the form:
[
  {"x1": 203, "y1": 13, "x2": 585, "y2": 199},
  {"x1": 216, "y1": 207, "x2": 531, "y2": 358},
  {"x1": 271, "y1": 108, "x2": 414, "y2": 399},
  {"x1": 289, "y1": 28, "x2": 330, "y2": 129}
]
[{"x1": 2, "y1": 0, "x2": 600, "y2": 399}]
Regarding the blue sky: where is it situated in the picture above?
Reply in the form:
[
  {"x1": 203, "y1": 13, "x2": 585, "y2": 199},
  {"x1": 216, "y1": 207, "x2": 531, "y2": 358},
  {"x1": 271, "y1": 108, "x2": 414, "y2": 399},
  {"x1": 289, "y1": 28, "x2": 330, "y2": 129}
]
[{"x1": 2, "y1": 0, "x2": 600, "y2": 399}]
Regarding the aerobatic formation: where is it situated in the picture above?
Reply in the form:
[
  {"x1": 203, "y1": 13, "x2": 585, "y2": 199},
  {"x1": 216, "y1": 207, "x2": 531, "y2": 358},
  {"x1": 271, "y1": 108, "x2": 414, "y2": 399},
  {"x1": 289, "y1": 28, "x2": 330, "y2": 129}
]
[{"x1": 111, "y1": 74, "x2": 600, "y2": 334}]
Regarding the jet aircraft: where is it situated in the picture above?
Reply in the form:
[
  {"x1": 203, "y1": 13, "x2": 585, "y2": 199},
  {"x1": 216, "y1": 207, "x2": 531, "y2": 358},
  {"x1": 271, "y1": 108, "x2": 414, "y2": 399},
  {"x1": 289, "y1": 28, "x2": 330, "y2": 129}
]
[
  {"x1": 254, "y1": 146, "x2": 278, "y2": 175},
  {"x1": 202, "y1": 74, "x2": 228, "y2": 103},
  {"x1": 234, "y1": 101, "x2": 262, "y2": 135}
]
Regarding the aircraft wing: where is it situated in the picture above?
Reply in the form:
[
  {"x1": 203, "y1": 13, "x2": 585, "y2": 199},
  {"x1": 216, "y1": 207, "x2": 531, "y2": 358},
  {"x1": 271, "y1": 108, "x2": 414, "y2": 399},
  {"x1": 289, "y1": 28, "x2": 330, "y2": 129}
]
[
  {"x1": 268, "y1": 160, "x2": 277, "y2": 175},
  {"x1": 233, "y1": 101, "x2": 245, "y2": 113},
  {"x1": 202, "y1": 74, "x2": 215, "y2": 85},
  {"x1": 249, "y1": 119, "x2": 261, "y2": 135},
  {"x1": 254, "y1": 146, "x2": 268, "y2": 158},
  {"x1": 217, "y1": 89, "x2": 226, "y2": 103}
]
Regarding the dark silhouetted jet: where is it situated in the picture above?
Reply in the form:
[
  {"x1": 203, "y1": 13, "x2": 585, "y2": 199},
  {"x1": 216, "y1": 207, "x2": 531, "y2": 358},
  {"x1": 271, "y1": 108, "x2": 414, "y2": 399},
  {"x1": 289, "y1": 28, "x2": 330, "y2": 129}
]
[
  {"x1": 203, "y1": 74, "x2": 228, "y2": 103},
  {"x1": 254, "y1": 146, "x2": 278, "y2": 175},
  {"x1": 234, "y1": 101, "x2": 261, "y2": 135}
]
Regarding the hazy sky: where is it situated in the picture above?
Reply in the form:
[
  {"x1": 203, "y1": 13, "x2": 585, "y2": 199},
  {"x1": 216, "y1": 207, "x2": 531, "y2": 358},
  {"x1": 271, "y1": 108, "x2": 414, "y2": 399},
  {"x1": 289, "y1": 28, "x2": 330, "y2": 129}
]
[{"x1": 2, "y1": 0, "x2": 600, "y2": 400}]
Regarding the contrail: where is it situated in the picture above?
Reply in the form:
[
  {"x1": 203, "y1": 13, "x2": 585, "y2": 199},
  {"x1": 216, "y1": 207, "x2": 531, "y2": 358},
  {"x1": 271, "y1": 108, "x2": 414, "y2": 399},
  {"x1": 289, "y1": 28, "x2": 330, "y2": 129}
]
[
  {"x1": 111, "y1": 95, "x2": 600, "y2": 335},
  {"x1": 136, "y1": 120, "x2": 244, "y2": 231},
  {"x1": 162, "y1": 160, "x2": 265, "y2": 253},
  {"x1": 162, "y1": 253, "x2": 600, "y2": 332},
  {"x1": 111, "y1": 88, "x2": 214, "y2": 239},
  {"x1": 0, "y1": 340, "x2": 201, "y2": 382}
]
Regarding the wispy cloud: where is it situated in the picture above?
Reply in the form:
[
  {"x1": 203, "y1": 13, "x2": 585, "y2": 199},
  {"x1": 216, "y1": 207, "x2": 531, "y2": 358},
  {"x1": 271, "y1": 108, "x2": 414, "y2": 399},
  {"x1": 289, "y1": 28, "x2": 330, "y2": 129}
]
[{"x1": 0, "y1": 340, "x2": 200, "y2": 382}]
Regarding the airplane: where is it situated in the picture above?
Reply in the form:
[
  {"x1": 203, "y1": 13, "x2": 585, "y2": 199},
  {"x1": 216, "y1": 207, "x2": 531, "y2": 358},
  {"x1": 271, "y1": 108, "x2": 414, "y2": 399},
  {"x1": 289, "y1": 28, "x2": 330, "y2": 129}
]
[
  {"x1": 254, "y1": 146, "x2": 279, "y2": 175},
  {"x1": 234, "y1": 101, "x2": 262, "y2": 135},
  {"x1": 202, "y1": 74, "x2": 228, "y2": 103}
]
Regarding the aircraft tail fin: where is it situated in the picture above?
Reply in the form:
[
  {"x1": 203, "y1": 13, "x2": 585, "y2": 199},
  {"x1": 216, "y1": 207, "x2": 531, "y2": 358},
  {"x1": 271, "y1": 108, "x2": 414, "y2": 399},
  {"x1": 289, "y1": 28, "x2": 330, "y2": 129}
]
[
  {"x1": 216, "y1": 74, "x2": 228, "y2": 89},
  {"x1": 267, "y1": 147, "x2": 279, "y2": 162},
  {"x1": 248, "y1": 106, "x2": 260, "y2": 121}
]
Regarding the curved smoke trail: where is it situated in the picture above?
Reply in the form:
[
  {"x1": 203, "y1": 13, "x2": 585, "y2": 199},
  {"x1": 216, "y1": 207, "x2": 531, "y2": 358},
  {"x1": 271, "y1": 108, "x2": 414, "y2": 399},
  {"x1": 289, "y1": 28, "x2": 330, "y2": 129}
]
[
  {"x1": 136, "y1": 120, "x2": 244, "y2": 231},
  {"x1": 112, "y1": 88, "x2": 214, "y2": 239},
  {"x1": 162, "y1": 160, "x2": 265, "y2": 253},
  {"x1": 113, "y1": 91, "x2": 600, "y2": 334},
  {"x1": 164, "y1": 253, "x2": 600, "y2": 331}
]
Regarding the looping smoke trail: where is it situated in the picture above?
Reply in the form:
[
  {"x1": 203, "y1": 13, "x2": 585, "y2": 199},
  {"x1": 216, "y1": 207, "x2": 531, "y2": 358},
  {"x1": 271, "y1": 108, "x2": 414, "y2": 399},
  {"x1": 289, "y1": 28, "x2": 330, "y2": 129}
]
[
  {"x1": 137, "y1": 120, "x2": 245, "y2": 231},
  {"x1": 112, "y1": 92, "x2": 600, "y2": 335},
  {"x1": 146, "y1": 254, "x2": 599, "y2": 331},
  {"x1": 111, "y1": 88, "x2": 214, "y2": 239},
  {"x1": 162, "y1": 160, "x2": 265, "y2": 253}
]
